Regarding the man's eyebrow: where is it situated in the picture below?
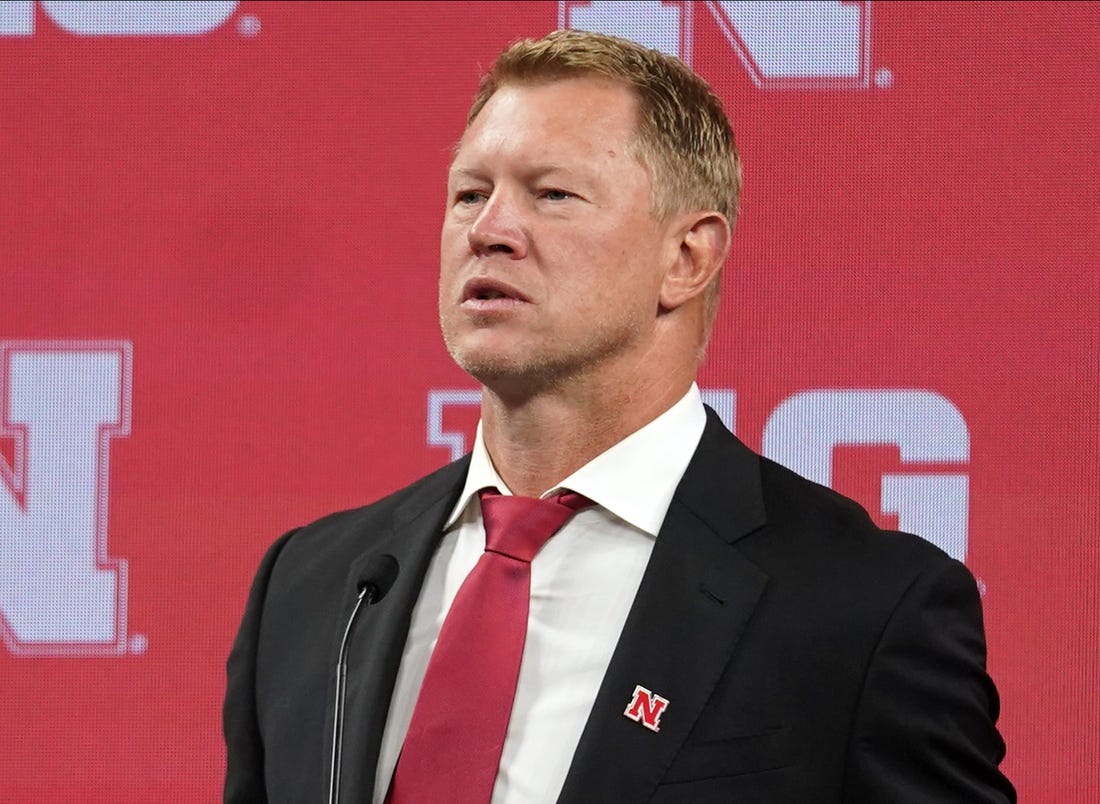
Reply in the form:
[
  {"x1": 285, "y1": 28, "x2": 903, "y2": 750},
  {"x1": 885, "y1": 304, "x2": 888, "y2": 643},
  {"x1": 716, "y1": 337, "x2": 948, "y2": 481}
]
[
  {"x1": 448, "y1": 164, "x2": 581, "y2": 182},
  {"x1": 448, "y1": 167, "x2": 487, "y2": 181}
]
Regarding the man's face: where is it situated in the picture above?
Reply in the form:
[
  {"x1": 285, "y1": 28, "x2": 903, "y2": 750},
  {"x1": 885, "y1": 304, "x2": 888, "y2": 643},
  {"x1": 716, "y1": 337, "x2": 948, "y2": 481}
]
[{"x1": 439, "y1": 77, "x2": 674, "y2": 393}]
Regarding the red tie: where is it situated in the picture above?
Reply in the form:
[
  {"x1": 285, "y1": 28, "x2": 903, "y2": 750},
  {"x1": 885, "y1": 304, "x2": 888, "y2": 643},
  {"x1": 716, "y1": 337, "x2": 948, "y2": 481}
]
[{"x1": 386, "y1": 488, "x2": 592, "y2": 803}]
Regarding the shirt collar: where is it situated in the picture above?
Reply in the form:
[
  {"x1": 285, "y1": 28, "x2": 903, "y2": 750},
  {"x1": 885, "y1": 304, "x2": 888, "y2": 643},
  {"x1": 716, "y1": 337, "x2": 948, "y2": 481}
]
[{"x1": 443, "y1": 383, "x2": 707, "y2": 537}]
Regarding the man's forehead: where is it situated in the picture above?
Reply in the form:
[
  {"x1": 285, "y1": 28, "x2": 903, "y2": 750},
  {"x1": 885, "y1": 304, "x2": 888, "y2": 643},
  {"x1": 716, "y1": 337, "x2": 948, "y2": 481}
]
[
  {"x1": 477, "y1": 76, "x2": 638, "y2": 118},
  {"x1": 450, "y1": 78, "x2": 642, "y2": 167}
]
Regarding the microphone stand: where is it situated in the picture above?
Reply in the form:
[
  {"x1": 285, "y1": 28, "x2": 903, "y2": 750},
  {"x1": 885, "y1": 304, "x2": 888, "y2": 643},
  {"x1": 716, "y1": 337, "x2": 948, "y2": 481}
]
[{"x1": 328, "y1": 583, "x2": 377, "y2": 804}]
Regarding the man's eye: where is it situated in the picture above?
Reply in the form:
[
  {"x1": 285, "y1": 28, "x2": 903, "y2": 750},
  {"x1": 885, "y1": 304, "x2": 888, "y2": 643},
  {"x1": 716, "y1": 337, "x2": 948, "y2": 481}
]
[
  {"x1": 456, "y1": 191, "x2": 486, "y2": 205},
  {"x1": 541, "y1": 189, "x2": 573, "y2": 201}
]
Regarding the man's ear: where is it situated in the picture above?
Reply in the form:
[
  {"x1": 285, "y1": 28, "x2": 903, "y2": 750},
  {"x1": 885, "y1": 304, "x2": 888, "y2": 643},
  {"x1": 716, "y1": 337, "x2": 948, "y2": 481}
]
[{"x1": 658, "y1": 212, "x2": 731, "y2": 311}]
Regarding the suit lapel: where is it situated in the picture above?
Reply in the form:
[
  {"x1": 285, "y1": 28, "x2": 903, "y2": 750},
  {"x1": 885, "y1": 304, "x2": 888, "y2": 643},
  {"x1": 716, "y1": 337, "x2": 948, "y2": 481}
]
[
  {"x1": 332, "y1": 458, "x2": 470, "y2": 802},
  {"x1": 558, "y1": 411, "x2": 770, "y2": 804}
]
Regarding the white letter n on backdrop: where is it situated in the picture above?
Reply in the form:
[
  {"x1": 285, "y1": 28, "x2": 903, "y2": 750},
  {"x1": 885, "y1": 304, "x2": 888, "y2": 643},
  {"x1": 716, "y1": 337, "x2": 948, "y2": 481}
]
[{"x1": 0, "y1": 341, "x2": 131, "y2": 656}]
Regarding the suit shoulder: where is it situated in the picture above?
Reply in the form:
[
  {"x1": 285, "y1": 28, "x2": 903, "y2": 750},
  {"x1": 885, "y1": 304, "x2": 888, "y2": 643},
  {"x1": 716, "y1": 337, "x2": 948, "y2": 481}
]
[
  {"x1": 755, "y1": 452, "x2": 956, "y2": 570},
  {"x1": 283, "y1": 456, "x2": 470, "y2": 548}
]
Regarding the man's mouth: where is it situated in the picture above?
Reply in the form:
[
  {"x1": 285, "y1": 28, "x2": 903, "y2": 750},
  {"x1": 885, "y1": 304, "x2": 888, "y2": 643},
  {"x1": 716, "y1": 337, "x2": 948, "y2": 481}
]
[{"x1": 461, "y1": 278, "x2": 529, "y2": 304}]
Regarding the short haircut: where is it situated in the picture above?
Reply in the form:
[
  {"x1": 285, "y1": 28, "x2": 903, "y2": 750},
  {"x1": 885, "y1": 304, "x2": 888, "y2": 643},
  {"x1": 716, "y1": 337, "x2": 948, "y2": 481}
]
[
  {"x1": 467, "y1": 29, "x2": 741, "y2": 225},
  {"x1": 466, "y1": 29, "x2": 741, "y2": 324}
]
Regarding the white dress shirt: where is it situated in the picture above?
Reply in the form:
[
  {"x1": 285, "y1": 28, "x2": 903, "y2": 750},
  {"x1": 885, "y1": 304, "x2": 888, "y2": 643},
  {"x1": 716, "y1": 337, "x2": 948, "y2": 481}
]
[{"x1": 374, "y1": 384, "x2": 707, "y2": 803}]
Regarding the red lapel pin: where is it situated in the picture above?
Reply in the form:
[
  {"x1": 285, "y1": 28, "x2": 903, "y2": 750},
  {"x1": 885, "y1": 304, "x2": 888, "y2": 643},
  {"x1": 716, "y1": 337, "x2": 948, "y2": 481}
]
[{"x1": 624, "y1": 684, "x2": 669, "y2": 732}]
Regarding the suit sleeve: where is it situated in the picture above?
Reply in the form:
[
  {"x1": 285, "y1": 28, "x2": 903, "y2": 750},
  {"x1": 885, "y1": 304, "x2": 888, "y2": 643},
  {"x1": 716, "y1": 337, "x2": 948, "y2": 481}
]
[
  {"x1": 842, "y1": 557, "x2": 1016, "y2": 803},
  {"x1": 223, "y1": 529, "x2": 298, "y2": 804}
]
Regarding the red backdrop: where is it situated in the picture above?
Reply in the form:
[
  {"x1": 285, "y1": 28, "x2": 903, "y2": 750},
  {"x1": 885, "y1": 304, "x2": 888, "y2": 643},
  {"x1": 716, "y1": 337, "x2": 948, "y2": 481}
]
[{"x1": 2, "y1": 2, "x2": 1097, "y2": 800}]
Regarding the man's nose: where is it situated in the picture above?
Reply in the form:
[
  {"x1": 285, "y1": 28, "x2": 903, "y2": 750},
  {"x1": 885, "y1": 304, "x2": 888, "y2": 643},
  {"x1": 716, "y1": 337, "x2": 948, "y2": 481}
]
[{"x1": 467, "y1": 191, "x2": 528, "y2": 259}]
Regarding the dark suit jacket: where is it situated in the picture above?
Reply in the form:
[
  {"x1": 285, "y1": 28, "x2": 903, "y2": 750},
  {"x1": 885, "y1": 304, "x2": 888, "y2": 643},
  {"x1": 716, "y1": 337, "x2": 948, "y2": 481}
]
[{"x1": 225, "y1": 408, "x2": 1015, "y2": 802}]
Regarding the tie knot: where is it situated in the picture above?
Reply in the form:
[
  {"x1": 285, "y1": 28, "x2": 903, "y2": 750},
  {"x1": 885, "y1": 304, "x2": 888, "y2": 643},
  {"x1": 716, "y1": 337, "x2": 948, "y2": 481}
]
[{"x1": 478, "y1": 489, "x2": 592, "y2": 562}]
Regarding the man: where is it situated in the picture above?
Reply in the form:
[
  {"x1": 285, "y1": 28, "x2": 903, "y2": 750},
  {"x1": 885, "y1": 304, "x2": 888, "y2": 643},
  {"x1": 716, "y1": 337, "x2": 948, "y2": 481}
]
[{"x1": 225, "y1": 30, "x2": 1014, "y2": 803}]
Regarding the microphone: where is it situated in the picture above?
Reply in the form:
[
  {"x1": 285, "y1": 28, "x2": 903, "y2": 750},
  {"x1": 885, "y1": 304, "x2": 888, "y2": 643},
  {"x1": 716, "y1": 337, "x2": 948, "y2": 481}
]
[{"x1": 329, "y1": 554, "x2": 399, "y2": 804}]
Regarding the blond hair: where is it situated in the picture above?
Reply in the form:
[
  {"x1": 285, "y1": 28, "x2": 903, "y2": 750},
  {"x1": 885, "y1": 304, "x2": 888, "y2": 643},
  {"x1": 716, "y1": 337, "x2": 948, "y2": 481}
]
[{"x1": 467, "y1": 29, "x2": 741, "y2": 324}]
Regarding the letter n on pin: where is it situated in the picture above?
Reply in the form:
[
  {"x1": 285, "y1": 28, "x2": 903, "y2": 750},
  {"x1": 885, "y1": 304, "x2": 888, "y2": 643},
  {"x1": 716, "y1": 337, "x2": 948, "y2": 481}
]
[{"x1": 624, "y1": 685, "x2": 669, "y2": 732}]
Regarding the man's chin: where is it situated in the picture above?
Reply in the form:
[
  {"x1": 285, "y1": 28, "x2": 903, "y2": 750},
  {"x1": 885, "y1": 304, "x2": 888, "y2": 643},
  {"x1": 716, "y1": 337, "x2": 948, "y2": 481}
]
[
  {"x1": 450, "y1": 349, "x2": 533, "y2": 384},
  {"x1": 447, "y1": 345, "x2": 564, "y2": 393}
]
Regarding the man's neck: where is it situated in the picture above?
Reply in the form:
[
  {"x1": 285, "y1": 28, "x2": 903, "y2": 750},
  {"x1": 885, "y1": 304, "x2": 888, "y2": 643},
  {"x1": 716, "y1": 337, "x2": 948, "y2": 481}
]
[{"x1": 479, "y1": 373, "x2": 694, "y2": 498}]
